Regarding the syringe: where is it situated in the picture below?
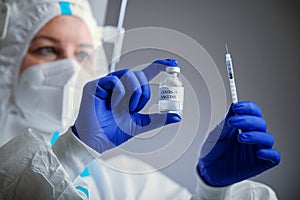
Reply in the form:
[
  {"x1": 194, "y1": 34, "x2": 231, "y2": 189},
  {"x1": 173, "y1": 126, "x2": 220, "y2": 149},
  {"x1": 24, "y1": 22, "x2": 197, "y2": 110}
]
[{"x1": 225, "y1": 44, "x2": 242, "y2": 133}]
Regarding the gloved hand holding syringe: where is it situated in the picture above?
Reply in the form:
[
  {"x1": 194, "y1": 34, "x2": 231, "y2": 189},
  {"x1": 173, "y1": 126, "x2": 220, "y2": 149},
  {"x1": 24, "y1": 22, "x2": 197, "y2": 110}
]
[
  {"x1": 225, "y1": 44, "x2": 242, "y2": 133},
  {"x1": 198, "y1": 46, "x2": 280, "y2": 187}
]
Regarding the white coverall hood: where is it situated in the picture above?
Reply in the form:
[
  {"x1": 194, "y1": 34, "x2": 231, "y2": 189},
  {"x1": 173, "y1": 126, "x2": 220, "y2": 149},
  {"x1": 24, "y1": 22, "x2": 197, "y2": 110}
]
[{"x1": 0, "y1": 0, "x2": 106, "y2": 145}]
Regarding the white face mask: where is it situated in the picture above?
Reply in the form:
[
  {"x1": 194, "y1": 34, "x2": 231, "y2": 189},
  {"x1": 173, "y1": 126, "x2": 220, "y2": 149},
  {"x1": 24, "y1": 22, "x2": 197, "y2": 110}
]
[{"x1": 14, "y1": 59, "x2": 93, "y2": 134}]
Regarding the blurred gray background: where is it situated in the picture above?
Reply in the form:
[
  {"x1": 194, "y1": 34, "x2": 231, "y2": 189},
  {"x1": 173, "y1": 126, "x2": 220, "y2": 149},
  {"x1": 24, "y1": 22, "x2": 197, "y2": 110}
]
[{"x1": 92, "y1": 0, "x2": 300, "y2": 199}]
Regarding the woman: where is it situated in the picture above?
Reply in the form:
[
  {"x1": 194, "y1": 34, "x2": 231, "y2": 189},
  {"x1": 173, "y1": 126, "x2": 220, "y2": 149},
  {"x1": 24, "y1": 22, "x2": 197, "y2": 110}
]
[{"x1": 0, "y1": 0, "x2": 280, "y2": 199}]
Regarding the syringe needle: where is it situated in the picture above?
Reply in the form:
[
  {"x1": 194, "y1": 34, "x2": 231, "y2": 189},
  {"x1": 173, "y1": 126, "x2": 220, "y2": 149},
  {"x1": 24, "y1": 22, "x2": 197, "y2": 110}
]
[{"x1": 225, "y1": 43, "x2": 229, "y2": 54}]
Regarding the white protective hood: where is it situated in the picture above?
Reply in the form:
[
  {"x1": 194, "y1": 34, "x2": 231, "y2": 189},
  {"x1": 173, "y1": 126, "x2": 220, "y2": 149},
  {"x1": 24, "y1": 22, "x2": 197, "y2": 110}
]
[{"x1": 0, "y1": 0, "x2": 107, "y2": 145}]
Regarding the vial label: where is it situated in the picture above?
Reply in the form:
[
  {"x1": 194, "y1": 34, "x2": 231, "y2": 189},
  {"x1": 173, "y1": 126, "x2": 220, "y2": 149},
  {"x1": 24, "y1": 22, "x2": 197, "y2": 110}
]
[
  {"x1": 159, "y1": 87, "x2": 184, "y2": 101},
  {"x1": 159, "y1": 87, "x2": 184, "y2": 115}
]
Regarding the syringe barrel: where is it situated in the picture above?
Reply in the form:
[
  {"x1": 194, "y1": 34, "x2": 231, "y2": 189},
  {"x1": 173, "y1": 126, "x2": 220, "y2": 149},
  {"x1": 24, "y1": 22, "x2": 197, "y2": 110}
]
[{"x1": 225, "y1": 54, "x2": 234, "y2": 79}]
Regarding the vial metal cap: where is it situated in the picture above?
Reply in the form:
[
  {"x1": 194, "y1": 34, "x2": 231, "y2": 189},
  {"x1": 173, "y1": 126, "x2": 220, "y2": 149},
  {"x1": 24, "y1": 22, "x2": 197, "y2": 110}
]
[{"x1": 166, "y1": 66, "x2": 180, "y2": 73}]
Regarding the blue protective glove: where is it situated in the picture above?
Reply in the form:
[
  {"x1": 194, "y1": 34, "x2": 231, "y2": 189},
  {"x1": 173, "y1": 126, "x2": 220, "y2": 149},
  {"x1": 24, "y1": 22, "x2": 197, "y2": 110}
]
[
  {"x1": 73, "y1": 59, "x2": 180, "y2": 153},
  {"x1": 197, "y1": 101, "x2": 280, "y2": 187}
]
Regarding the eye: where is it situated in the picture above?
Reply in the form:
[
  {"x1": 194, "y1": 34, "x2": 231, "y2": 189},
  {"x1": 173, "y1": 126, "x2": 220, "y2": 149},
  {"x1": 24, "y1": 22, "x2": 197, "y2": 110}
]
[
  {"x1": 34, "y1": 46, "x2": 57, "y2": 58},
  {"x1": 76, "y1": 51, "x2": 90, "y2": 62}
]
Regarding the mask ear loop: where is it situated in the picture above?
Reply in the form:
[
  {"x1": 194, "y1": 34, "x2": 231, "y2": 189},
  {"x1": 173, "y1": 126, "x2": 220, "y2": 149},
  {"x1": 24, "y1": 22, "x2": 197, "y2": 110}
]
[{"x1": 0, "y1": 0, "x2": 10, "y2": 40}]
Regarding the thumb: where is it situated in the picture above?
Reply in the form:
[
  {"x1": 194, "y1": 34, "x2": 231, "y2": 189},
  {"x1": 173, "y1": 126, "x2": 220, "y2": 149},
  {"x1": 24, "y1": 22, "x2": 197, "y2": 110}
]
[
  {"x1": 165, "y1": 113, "x2": 182, "y2": 125},
  {"x1": 225, "y1": 103, "x2": 235, "y2": 120},
  {"x1": 135, "y1": 113, "x2": 181, "y2": 134},
  {"x1": 147, "y1": 113, "x2": 181, "y2": 126}
]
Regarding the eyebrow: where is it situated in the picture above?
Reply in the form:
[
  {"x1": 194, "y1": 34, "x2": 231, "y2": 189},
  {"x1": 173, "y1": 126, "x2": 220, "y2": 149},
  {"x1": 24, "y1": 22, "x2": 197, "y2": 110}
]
[
  {"x1": 32, "y1": 35, "x2": 94, "y2": 49},
  {"x1": 32, "y1": 35, "x2": 60, "y2": 43},
  {"x1": 78, "y1": 43, "x2": 94, "y2": 49}
]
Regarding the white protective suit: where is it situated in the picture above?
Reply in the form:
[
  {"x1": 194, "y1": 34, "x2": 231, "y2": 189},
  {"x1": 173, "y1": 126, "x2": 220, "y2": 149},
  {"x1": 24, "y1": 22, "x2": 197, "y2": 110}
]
[{"x1": 0, "y1": 0, "x2": 278, "y2": 199}]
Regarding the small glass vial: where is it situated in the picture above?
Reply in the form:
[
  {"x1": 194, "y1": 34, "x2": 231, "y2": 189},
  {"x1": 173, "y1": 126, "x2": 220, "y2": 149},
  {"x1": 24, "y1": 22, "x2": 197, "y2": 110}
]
[{"x1": 159, "y1": 66, "x2": 184, "y2": 115}]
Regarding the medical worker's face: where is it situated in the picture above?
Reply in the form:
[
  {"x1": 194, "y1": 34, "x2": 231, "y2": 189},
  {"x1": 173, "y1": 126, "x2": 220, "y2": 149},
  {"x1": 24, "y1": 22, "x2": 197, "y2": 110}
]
[{"x1": 20, "y1": 15, "x2": 94, "y2": 75}]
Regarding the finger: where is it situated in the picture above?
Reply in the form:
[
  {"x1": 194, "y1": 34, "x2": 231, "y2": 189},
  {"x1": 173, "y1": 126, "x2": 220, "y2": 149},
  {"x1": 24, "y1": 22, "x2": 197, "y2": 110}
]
[
  {"x1": 97, "y1": 76, "x2": 125, "y2": 108},
  {"x1": 142, "y1": 59, "x2": 178, "y2": 81},
  {"x1": 134, "y1": 113, "x2": 181, "y2": 134},
  {"x1": 232, "y1": 101, "x2": 262, "y2": 117},
  {"x1": 237, "y1": 132, "x2": 274, "y2": 148},
  {"x1": 109, "y1": 69, "x2": 143, "y2": 110},
  {"x1": 153, "y1": 59, "x2": 178, "y2": 66},
  {"x1": 133, "y1": 71, "x2": 151, "y2": 112},
  {"x1": 145, "y1": 113, "x2": 181, "y2": 126},
  {"x1": 257, "y1": 149, "x2": 281, "y2": 166},
  {"x1": 165, "y1": 113, "x2": 182, "y2": 125},
  {"x1": 117, "y1": 70, "x2": 142, "y2": 112},
  {"x1": 227, "y1": 115, "x2": 267, "y2": 132},
  {"x1": 225, "y1": 103, "x2": 235, "y2": 120}
]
